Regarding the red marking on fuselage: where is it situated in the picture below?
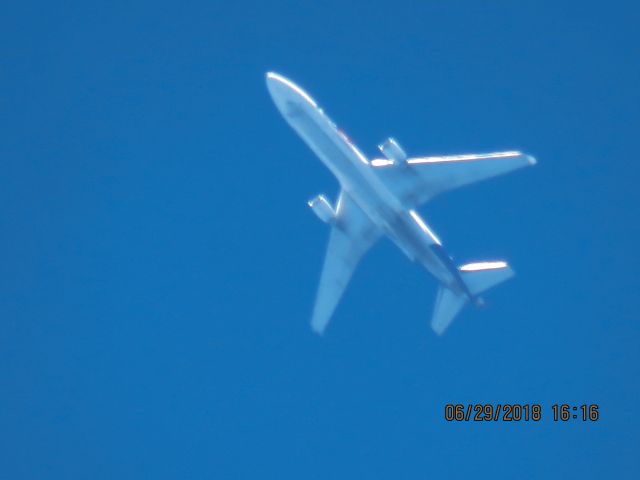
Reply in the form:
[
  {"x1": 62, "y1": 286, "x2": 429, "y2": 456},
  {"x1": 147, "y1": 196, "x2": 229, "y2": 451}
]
[{"x1": 336, "y1": 128, "x2": 354, "y2": 146}]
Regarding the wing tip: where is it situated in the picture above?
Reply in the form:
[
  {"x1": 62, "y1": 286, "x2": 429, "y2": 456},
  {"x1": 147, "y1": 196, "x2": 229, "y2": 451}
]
[
  {"x1": 310, "y1": 318, "x2": 327, "y2": 336},
  {"x1": 310, "y1": 306, "x2": 330, "y2": 336},
  {"x1": 431, "y1": 324, "x2": 446, "y2": 336}
]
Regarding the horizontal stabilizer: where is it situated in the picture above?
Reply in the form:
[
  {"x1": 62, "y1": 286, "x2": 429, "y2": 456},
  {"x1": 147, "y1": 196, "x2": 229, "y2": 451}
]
[
  {"x1": 431, "y1": 287, "x2": 468, "y2": 335},
  {"x1": 431, "y1": 261, "x2": 514, "y2": 335},
  {"x1": 459, "y1": 261, "x2": 514, "y2": 296}
]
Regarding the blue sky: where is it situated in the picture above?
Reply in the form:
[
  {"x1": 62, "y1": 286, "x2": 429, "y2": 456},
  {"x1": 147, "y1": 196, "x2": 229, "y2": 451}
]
[{"x1": 1, "y1": 1, "x2": 638, "y2": 478}]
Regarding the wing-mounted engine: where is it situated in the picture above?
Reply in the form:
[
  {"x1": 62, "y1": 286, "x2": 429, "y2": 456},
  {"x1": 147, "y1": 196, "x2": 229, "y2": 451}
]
[
  {"x1": 308, "y1": 194, "x2": 336, "y2": 224},
  {"x1": 378, "y1": 138, "x2": 407, "y2": 164}
]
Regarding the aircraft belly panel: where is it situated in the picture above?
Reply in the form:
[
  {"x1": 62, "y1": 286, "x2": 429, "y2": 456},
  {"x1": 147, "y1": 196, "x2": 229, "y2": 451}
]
[{"x1": 266, "y1": 71, "x2": 535, "y2": 335}]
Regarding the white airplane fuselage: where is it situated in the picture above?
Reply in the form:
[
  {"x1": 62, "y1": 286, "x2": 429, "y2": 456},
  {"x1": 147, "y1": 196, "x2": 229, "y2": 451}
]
[{"x1": 266, "y1": 73, "x2": 472, "y2": 298}]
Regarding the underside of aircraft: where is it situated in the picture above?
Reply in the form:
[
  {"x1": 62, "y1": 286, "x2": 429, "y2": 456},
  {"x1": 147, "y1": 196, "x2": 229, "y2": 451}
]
[{"x1": 266, "y1": 72, "x2": 536, "y2": 335}]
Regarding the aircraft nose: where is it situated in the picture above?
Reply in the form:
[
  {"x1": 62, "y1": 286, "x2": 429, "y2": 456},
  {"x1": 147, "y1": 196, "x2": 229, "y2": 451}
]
[
  {"x1": 265, "y1": 72, "x2": 290, "y2": 101},
  {"x1": 265, "y1": 71, "x2": 282, "y2": 83},
  {"x1": 265, "y1": 71, "x2": 318, "y2": 113}
]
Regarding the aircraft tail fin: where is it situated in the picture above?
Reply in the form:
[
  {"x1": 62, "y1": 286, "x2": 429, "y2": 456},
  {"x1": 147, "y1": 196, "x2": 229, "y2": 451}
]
[{"x1": 430, "y1": 261, "x2": 514, "y2": 335}]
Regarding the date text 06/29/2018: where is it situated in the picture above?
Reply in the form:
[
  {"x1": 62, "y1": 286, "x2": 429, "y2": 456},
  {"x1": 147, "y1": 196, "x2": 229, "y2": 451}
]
[{"x1": 444, "y1": 404, "x2": 599, "y2": 422}]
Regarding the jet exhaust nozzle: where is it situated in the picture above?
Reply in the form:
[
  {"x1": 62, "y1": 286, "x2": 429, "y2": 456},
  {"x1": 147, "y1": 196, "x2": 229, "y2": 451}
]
[
  {"x1": 308, "y1": 195, "x2": 336, "y2": 224},
  {"x1": 378, "y1": 137, "x2": 407, "y2": 163}
]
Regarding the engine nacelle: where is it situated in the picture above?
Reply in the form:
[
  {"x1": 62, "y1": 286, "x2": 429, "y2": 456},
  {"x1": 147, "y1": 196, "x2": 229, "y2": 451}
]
[
  {"x1": 307, "y1": 194, "x2": 336, "y2": 224},
  {"x1": 378, "y1": 137, "x2": 407, "y2": 163}
]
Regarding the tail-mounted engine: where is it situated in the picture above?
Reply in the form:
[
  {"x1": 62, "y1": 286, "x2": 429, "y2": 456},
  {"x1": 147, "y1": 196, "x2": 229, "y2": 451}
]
[
  {"x1": 307, "y1": 194, "x2": 336, "y2": 224},
  {"x1": 378, "y1": 137, "x2": 407, "y2": 163}
]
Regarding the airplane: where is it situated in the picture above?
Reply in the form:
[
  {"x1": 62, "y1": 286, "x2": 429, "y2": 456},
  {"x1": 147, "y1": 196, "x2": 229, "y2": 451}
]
[{"x1": 265, "y1": 72, "x2": 536, "y2": 335}]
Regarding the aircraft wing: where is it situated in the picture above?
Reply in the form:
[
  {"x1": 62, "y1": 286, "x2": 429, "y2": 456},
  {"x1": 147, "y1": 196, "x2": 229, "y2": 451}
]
[
  {"x1": 311, "y1": 191, "x2": 381, "y2": 334},
  {"x1": 372, "y1": 151, "x2": 536, "y2": 206}
]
